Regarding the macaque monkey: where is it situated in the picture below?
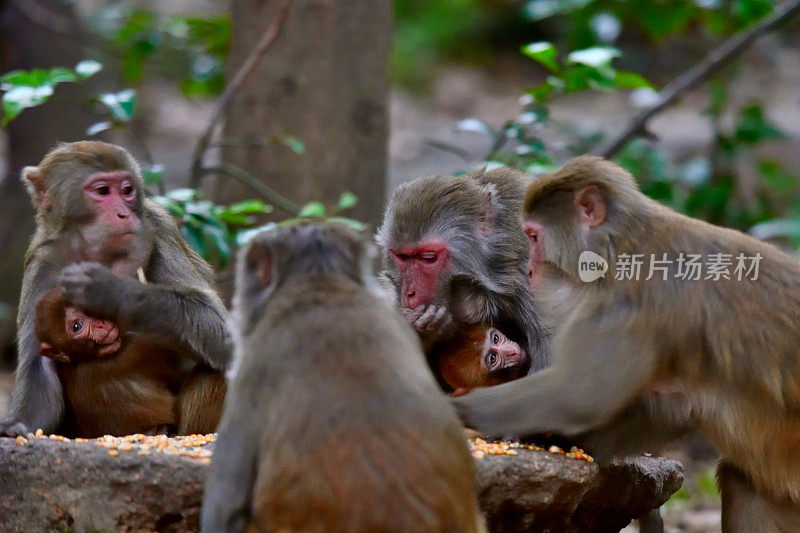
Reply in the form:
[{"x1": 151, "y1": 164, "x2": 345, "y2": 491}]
[
  {"x1": 0, "y1": 141, "x2": 232, "y2": 436},
  {"x1": 455, "y1": 155, "x2": 800, "y2": 532},
  {"x1": 34, "y1": 289, "x2": 225, "y2": 436},
  {"x1": 202, "y1": 222, "x2": 484, "y2": 532},
  {"x1": 434, "y1": 324, "x2": 529, "y2": 396},
  {"x1": 376, "y1": 168, "x2": 548, "y2": 371}
]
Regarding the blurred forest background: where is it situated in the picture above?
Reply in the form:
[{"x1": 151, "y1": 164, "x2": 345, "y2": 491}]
[{"x1": 1, "y1": 1, "x2": 799, "y2": 530}]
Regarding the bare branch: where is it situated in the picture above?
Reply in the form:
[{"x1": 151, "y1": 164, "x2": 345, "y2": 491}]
[
  {"x1": 189, "y1": 0, "x2": 293, "y2": 188},
  {"x1": 200, "y1": 163, "x2": 300, "y2": 217},
  {"x1": 596, "y1": 0, "x2": 800, "y2": 159}
]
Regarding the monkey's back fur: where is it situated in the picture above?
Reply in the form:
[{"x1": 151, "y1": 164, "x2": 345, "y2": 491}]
[{"x1": 217, "y1": 254, "x2": 482, "y2": 531}]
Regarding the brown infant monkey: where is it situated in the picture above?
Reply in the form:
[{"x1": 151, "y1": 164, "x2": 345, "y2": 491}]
[
  {"x1": 434, "y1": 324, "x2": 529, "y2": 396},
  {"x1": 455, "y1": 156, "x2": 800, "y2": 532},
  {"x1": 202, "y1": 222, "x2": 483, "y2": 532},
  {"x1": 1, "y1": 141, "x2": 232, "y2": 436},
  {"x1": 35, "y1": 289, "x2": 225, "y2": 437}
]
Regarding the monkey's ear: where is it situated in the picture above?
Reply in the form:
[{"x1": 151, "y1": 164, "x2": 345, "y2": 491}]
[
  {"x1": 246, "y1": 242, "x2": 274, "y2": 288},
  {"x1": 478, "y1": 183, "x2": 500, "y2": 235},
  {"x1": 575, "y1": 185, "x2": 606, "y2": 228},
  {"x1": 21, "y1": 166, "x2": 51, "y2": 211}
]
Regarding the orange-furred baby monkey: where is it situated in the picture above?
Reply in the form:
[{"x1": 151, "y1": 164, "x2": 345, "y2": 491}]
[{"x1": 435, "y1": 324, "x2": 529, "y2": 396}]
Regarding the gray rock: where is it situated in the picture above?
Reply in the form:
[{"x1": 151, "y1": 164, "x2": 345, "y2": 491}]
[
  {"x1": 474, "y1": 447, "x2": 683, "y2": 532},
  {"x1": 0, "y1": 437, "x2": 682, "y2": 532}
]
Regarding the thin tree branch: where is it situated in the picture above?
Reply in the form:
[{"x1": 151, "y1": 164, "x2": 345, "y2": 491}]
[
  {"x1": 200, "y1": 163, "x2": 300, "y2": 216},
  {"x1": 596, "y1": 0, "x2": 800, "y2": 159},
  {"x1": 189, "y1": 0, "x2": 292, "y2": 188}
]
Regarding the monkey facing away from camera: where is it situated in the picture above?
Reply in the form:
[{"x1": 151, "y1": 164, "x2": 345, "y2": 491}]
[
  {"x1": 455, "y1": 155, "x2": 800, "y2": 532},
  {"x1": 376, "y1": 167, "x2": 548, "y2": 371},
  {"x1": 35, "y1": 288, "x2": 225, "y2": 437},
  {"x1": 1, "y1": 141, "x2": 232, "y2": 436},
  {"x1": 202, "y1": 222, "x2": 483, "y2": 532},
  {"x1": 434, "y1": 324, "x2": 529, "y2": 396}
]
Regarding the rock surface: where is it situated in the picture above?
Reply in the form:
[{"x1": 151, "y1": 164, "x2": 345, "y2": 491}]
[{"x1": 0, "y1": 436, "x2": 682, "y2": 532}]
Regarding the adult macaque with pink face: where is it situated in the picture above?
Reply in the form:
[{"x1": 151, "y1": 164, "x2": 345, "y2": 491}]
[
  {"x1": 377, "y1": 167, "x2": 549, "y2": 372},
  {"x1": 0, "y1": 141, "x2": 232, "y2": 437}
]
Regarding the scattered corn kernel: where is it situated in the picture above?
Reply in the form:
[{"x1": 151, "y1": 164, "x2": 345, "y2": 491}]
[{"x1": 469, "y1": 438, "x2": 592, "y2": 462}]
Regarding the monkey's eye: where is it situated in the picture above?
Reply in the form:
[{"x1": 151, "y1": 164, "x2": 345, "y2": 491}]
[
  {"x1": 419, "y1": 252, "x2": 437, "y2": 263},
  {"x1": 487, "y1": 351, "x2": 498, "y2": 367},
  {"x1": 121, "y1": 181, "x2": 135, "y2": 199},
  {"x1": 492, "y1": 333, "x2": 500, "y2": 344},
  {"x1": 392, "y1": 252, "x2": 411, "y2": 261},
  {"x1": 71, "y1": 321, "x2": 83, "y2": 333},
  {"x1": 93, "y1": 183, "x2": 110, "y2": 196}
]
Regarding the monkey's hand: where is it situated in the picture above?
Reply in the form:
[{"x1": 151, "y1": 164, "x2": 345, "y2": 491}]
[
  {"x1": 403, "y1": 305, "x2": 454, "y2": 334},
  {"x1": 60, "y1": 262, "x2": 136, "y2": 321},
  {"x1": 403, "y1": 305, "x2": 456, "y2": 350}
]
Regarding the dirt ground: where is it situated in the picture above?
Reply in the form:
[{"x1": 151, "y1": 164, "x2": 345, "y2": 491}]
[{"x1": 3, "y1": 43, "x2": 800, "y2": 530}]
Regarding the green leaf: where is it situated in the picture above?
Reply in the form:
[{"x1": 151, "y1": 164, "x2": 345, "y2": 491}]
[
  {"x1": 180, "y1": 225, "x2": 206, "y2": 258},
  {"x1": 223, "y1": 199, "x2": 272, "y2": 215},
  {"x1": 47, "y1": 68, "x2": 78, "y2": 84},
  {"x1": 142, "y1": 164, "x2": 165, "y2": 186},
  {"x1": 218, "y1": 212, "x2": 251, "y2": 225},
  {"x1": 100, "y1": 89, "x2": 137, "y2": 122},
  {"x1": 521, "y1": 42, "x2": 559, "y2": 72},
  {"x1": 613, "y1": 71, "x2": 651, "y2": 89},
  {"x1": 236, "y1": 223, "x2": 277, "y2": 246},
  {"x1": 201, "y1": 223, "x2": 230, "y2": 258},
  {"x1": 86, "y1": 121, "x2": 113, "y2": 136},
  {"x1": 184, "y1": 200, "x2": 216, "y2": 220},
  {"x1": 298, "y1": 201, "x2": 326, "y2": 217},
  {"x1": 456, "y1": 118, "x2": 495, "y2": 137},
  {"x1": 735, "y1": 105, "x2": 786, "y2": 144},
  {"x1": 165, "y1": 188, "x2": 198, "y2": 202},
  {"x1": 567, "y1": 47, "x2": 621, "y2": 68},
  {"x1": 526, "y1": 82, "x2": 555, "y2": 103},
  {"x1": 153, "y1": 197, "x2": 187, "y2": 218},
  {"x1": 325, "y1": 216, "x2": 368, "y2": 232},
  {"x1": 279, "y1": 135, "x2": 305, "y2": 154},
  {"x1": 75, "y1": 60, "x2": 103, "y2": 78},
  {"x1": 2, "y1": 85, "x2": 55, "y2": 126},
  {"x1": 758, "y1": 159, "x2": 799, "y2": 193},
  {"x1": 337, "y1": 191, "x2": 358, "y2": 211}
]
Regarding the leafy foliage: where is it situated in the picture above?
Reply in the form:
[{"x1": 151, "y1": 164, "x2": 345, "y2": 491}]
[
  {"x1": 153, "y1": 189, "x2": 272, "y2": 269},
  {"x1": 88, "y1": 6, "x2": 230, "y2": 96},
  {"x1": 0, "y1": 61, "x2": 102, "y2": 125}
]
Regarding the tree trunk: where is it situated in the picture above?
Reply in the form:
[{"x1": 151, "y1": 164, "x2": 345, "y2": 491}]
[
  {"x1": 213, "y1": 0, "x2": 391, "y2": 227},
  {"x1": 0, "y1": 1, "x2": 93, "y2": 362}
]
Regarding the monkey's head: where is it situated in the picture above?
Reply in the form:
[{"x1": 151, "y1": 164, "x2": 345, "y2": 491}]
[
  {"x1": 376, "y1": 170, "x2": 526, "y2": 312},
  {"x1": 233, "y1": 221, "x2": 378, "y2": 337},
  {"x1": 523, "y1": 155, "x2": 645, "y2": 286},
  {"x1": 22, "y1": 141, "x2": 146, "y2": 252},
  {"x1": 436, "y1": 324, "x2": 529, "y2": 394},
  {"x1": 35, "y1": 289, "x2": 122, "y2": 363}
]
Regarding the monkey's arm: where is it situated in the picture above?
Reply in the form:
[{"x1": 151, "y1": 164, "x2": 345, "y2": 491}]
[
  {"x1": 0, "y1": 262, "x2": 64, "y2": 435},
  {"x1": 200, "y1": 386, "x2": 258, "y2": 532},
  {"x1": 453, "y1": 316, "x2": 657, "y2": 437},
  {"x1": 59, "y1": 262, "x2": 233, "y2": 371}
]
